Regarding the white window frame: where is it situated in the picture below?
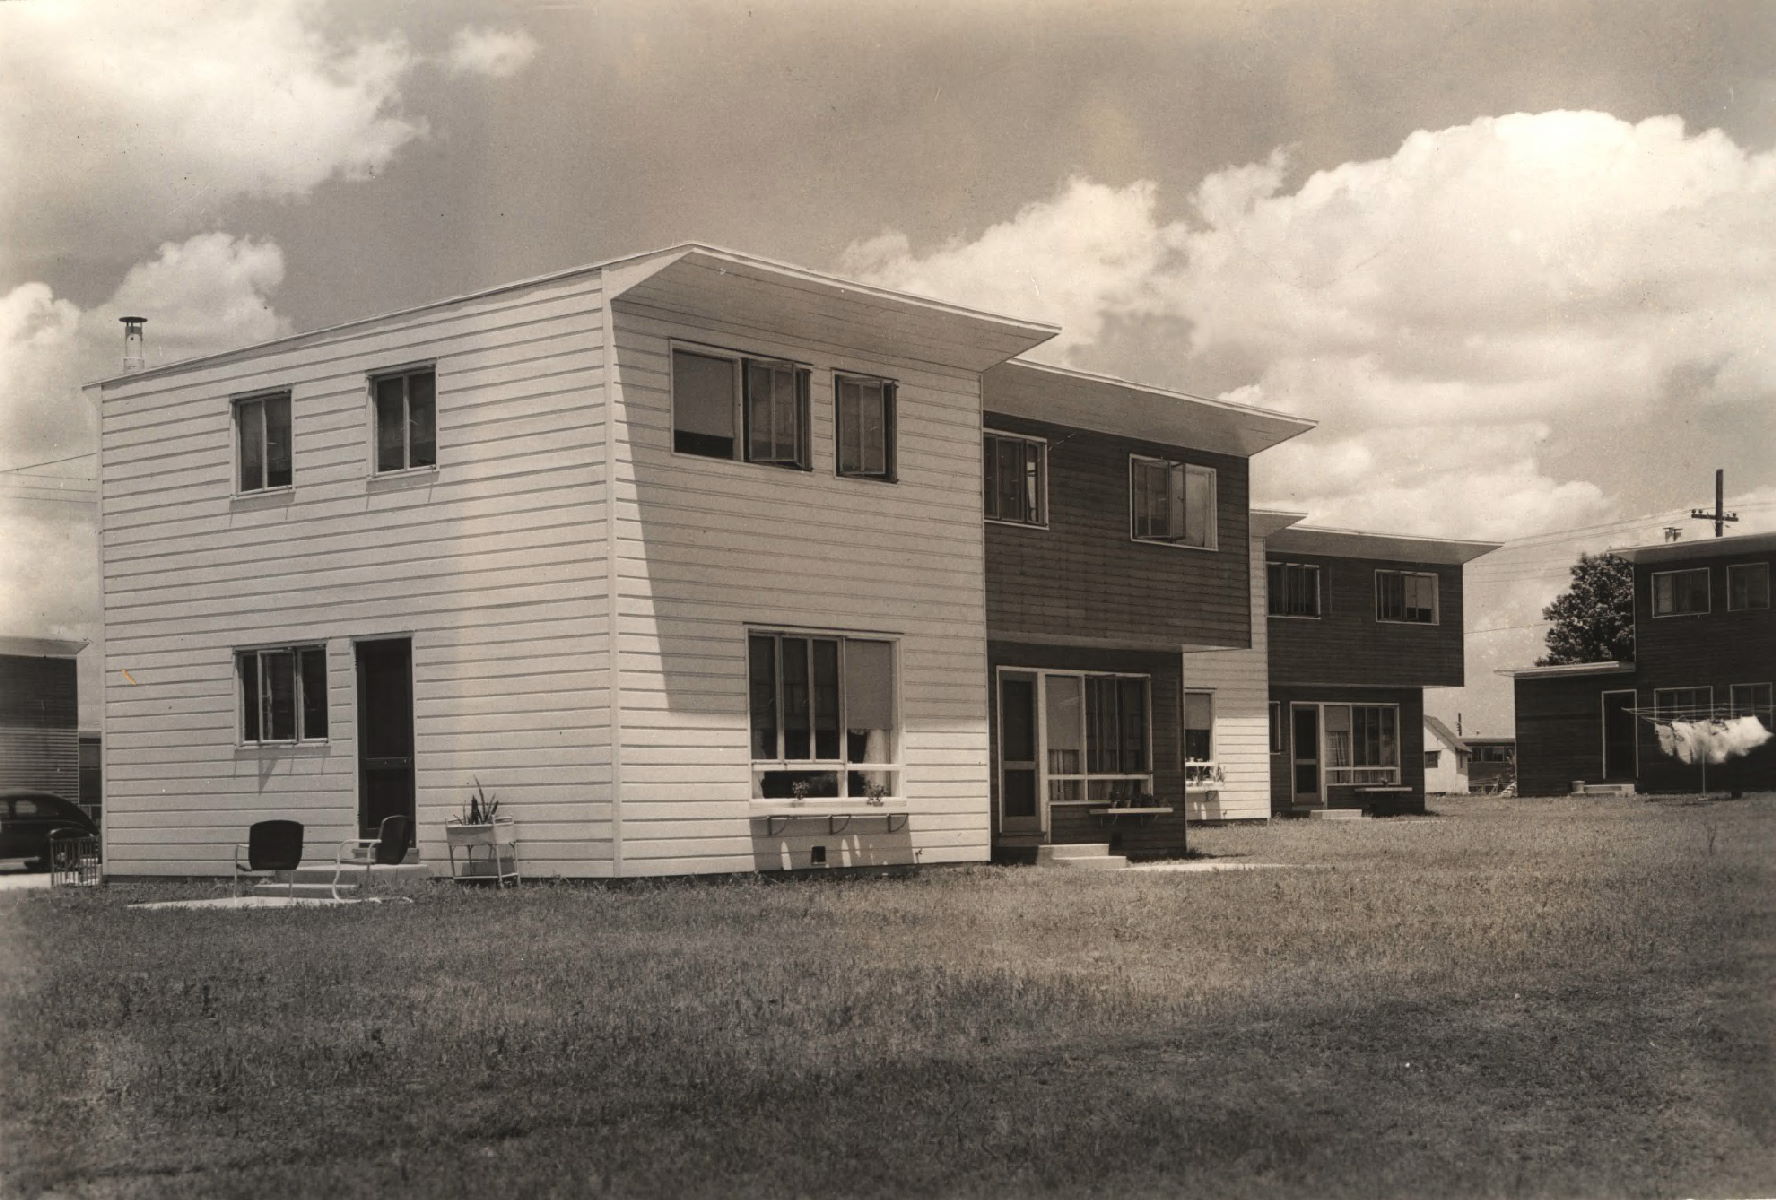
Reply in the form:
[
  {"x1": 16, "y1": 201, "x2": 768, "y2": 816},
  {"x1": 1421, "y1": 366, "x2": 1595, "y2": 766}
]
[
  {"x1": 834, "y1": 373, "x2": 897, "y2": 483},
  {"x1": 670, "y1": 342, "x2": 812, "y2": 471},
  {"x1": 1653, "y1": 686, "x2": 1714, "y2": 719},
  {"x1": 996, "y1": 668, "x2": 1154, "y2": 821},
  {"x1": 1651, "y1": 568, "x2": 1711, "y2": 617},
  {"x1": 1268, "y1": 701, "x2": 1284, "y2": 755},
  {"x1": 368, "y1": 363, "x2": 438, "y2": 476},
  {"x1": 1729, "y1": 682, "x2": 1773, "y2": 728},
  {"x1": 1726, "y1": 563, "x2": 1770, "y2": 612},
  {"x1": 983, "y1": 429, "x2": 1049, "y2": 528},
  {"x1": 237, "y1": 644, "x2": 328, "y2": 745},
  {"x1": 1129, "y1": 454, "x2": 1218, "y2": 550},
  {"x1": 1375, "y1": 569, "x2": 1440, "y2": 625},
  {"x1": 1182, "y1": 689, "x2": 1215, "y2": 764},
  {"x1": 1267, "y1": 561, "x2": 1323, "y2": 618},
  {"x1": 233, "y1": 390, "x2": 293, "y2": 496},
  {"x1": 746, "y1": 628, "x2": 901, "y2": 802},
  {"x1": 1319, "y1": 702, "x2": 1402, "y2": 786}
]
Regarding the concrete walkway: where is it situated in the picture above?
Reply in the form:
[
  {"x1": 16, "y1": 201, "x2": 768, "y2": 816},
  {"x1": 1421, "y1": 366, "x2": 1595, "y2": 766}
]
[
  {"x1": 130, "y1": 894, "x2": 397, "y2": 911},
  {"x1": 0, "y1": 868, "x2": 53, "y2": 891},
  {"x1": 1127, "y1": 860, "x2": 1316, "y2": 873}
]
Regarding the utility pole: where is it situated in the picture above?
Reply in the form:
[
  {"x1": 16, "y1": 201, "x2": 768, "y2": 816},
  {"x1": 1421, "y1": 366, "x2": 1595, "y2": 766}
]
[{"x1": 1688, "y1": 469, "x2": 1739, "y2": 538}]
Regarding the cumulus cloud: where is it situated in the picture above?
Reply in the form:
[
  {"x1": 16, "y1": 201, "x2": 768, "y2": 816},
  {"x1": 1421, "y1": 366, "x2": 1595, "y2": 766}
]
[
  {"x1": 0, "y1": 234, "x2": 293, "y2": 654},
  {"x1": 444, "y1": 26, "x2": 541, "y2": 79},
  {"x1": 0, "y1": 0, "x2": 424, "y2": 255},
  {"x1": 841, "y1": 111, "x2": 1776, "y2": 542}
]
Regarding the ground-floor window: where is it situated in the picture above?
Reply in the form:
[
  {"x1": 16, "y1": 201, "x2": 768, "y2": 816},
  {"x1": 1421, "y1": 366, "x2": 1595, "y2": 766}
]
[
  {"x1": 748, "y1": 631, "x2": 897, "y2": 800},
  {"x1": 1000, "y1": 669, "x2": 1154, "y2": 818},
  {"x1": 1653, "y1": 686, "x2": 1713, "y2": 719},
  {"x1": 1728, "y1": 683, "x2": 1772, "y2": 727},
  {"x1": 238, "y1": 646, "x2": 328, "y2": 744},
  {"x1": 1322, "y1": 703, "x2": 1400, "y2": 785}
]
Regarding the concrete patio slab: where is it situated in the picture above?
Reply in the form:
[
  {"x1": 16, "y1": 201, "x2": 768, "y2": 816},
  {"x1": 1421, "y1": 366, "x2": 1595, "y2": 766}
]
[{"x1": 1127, "y1": 861, "x2": 1319, "y2": 873}]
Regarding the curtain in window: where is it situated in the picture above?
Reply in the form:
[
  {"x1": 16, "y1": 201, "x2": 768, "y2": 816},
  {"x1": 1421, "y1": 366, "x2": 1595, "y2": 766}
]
[
  {"x1": 1324, "y1": 704, "x2": 1352, "y2": 767},
  {"x1": 1045, "y1": 674, "x2": 1083, "y2": 775},
  {"x1": 673, "y1": 350, "x2": 737, "y2": 457},
  {"x1": 1183, "y1": 691, "x2": 1213, "y2": 761}
]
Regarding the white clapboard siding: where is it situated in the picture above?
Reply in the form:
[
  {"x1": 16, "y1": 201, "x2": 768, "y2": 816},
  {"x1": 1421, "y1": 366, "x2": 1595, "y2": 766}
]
[
  {"x1": 605, "y1": 299, "x2": 992, "y2": 875},
  {"x1": 1183, "y1": 535, "x2": 1273, "y2": 821},
  {"x1": 99, "y1": 273, "x2": 615, "y2": 877}
]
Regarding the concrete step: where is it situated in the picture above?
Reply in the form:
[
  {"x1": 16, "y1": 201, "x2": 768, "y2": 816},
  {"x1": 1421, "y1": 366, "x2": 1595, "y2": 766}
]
[
  {"x1": 1035, "y1": 843, "x2": 1111, "y2": 863},
  {"x1": 246, "y1": 862, "x2": 432, "y2": 896},
  {"x1": 1306, "y1": 808, "x2": 1365, "y2": 821},
  {"x1": 1575, "y1": 783, "x2": 1635, "y2": 795},
  {"x1": 1050, "y1": 854, "x2": 1129, "y2": 871}
]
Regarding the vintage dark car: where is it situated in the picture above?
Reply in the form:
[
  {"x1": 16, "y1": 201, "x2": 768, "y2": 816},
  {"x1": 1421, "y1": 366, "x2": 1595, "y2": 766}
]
[{"x1": 0, "y1": 791, "x2": 99, "y2": 868}]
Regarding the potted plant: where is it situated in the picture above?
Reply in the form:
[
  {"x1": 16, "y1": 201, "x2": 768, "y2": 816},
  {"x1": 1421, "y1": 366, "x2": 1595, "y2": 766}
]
[{"x1": 445, "y1": 778, "x2": 517, "y2": 881}]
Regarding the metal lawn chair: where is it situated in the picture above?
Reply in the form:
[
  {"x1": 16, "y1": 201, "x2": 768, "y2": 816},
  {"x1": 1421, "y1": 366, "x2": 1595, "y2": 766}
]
[
  {"x1": 234, "y1": 820, "x2": 304, "y2": 897},
  {"x1": 331, "y1": 815, "x2": 414, "y2": 902}
]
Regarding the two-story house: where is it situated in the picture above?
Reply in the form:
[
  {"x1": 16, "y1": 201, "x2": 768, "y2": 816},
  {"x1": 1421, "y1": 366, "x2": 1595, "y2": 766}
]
[
  {"x1": 90, "y1": 244, "x2": 1315, "y2": 878},
  {"x1": 978, "y1": 363, "x2": 1310, "y2": 860},
  {"x1": 1509, "y1": 530, "x2": 1775, "y2": 795},
  {"x1": 0, "y1": 636, "x2": 86, "y2": 801},
  {"x1": 1183, "y1": 520, "x2": 1498, "y2": 818}
]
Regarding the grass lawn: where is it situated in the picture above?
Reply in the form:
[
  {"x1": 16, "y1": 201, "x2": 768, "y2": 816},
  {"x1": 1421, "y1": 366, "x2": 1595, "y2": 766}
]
[{"x1": 2, "y1": 794, "x2": 1773, "y2": 1198}]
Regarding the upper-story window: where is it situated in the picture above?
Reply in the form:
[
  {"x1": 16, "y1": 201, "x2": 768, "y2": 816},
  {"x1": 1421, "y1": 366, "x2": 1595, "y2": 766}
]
[
  {"x1": 1652, "y1": 568, "x2": 1710, "y2": 617},
  {"x1": 372, "y1": 367, "x2": 437, "y2": 474},
  {"x1": 835, "y1": 374, "x2": 896, "y2": 482},
  {"x1": 1376, "y1": 570, "x2": 1438, "y2": 624},
  {"x1": 1727, "y1": 563, "x2": 1770, "y2": 611},
  {"x1": 672, "y1": 347, "x2": 810, "y2": 470},
  {"x1": 238, "y1": 645, "x2": 328, "y2": 743},
  {"x1": 1130, "y1": 456, "x2": 1217, "y2": 549},
  {"x1": 983, "y1": 430, "x2": 1046, "y2": 526},
  {"x1": 235, "y1": 392, "x2": 292, "y2": 493},
  {"x1": 1268, "y1": 561, "x2": 1322, "y2": 617}
]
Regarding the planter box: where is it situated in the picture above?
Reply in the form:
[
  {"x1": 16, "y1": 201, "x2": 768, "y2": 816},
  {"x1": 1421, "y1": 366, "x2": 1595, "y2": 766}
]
[
  {"x1": 445, "y1": 819, "x2": 519, "y2": 885},
  {"x1": 446, "y1": 819, "x2": 515, "y2": 848}
]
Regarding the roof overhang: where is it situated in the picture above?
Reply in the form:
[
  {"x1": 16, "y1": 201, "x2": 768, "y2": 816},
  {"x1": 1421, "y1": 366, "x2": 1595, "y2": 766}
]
[
  {"x1": 1611, "y1": 529, "x2": 1776, "y2": 565},
  {"x1": 605, "y1": 245, "x2": 1059, "y2": 373},
  {"x1": 0, "y1": 635, "x2": 88, "y2": 658},
  {"x1": 1497, "y1": 660, "x2": 1636, "y2": 680},
  {"x1": 1266, "y1": 525, "x2": 1502, "y2": 566},
  {"x1": 981, "y1": 359, "x2": 1316, "y2": 458},
  {"x1": 1251, "y1": 508, "x2": 1309, "y2": 539}
]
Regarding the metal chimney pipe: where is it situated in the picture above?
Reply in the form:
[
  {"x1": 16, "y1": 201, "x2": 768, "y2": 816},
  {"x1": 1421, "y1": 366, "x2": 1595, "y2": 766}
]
[{"x1": 119, "y1": 316, "x2": 146, "y2": 372}]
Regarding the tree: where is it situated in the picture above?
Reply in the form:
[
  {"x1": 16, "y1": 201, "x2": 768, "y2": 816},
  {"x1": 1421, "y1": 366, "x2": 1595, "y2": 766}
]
[{"x1": 1535, "y1": 552, "x2": 1634, "y2": 666}]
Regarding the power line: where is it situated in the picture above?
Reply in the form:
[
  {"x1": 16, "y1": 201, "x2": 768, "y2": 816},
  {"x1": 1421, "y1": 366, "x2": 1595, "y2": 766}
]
[{"x1": 0, "y1": 450, "x2": 96, "y2": 475}]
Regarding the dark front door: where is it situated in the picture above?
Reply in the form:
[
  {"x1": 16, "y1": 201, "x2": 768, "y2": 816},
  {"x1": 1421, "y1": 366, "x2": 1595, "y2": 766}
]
[
  {"x1": 998, "y1": 671, "x2": 1042, "y2": 835},
  {"x1": 1291, "y1": 704, "x2": 1322, "y2": 807},
  {"x1": 357, "y1": 638, "x2": 415, "y2": 838},
  {"x1": 1601, "y1": 689, "x2": 1637, "y2": 782}
]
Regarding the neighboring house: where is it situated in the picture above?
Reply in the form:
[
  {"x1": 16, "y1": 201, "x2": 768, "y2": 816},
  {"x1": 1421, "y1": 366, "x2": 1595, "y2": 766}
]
[
  {"x1": 1422, "y1": 714, "x2": 1470, "y2": 794},
  {"x1": 1261, "y1": 527, "x2": 1500, "y2": 814},
  {"x1": 979, "y1": 363, "x2": 1310, "y2": 857},
  {"x1": 0, "y1": 637, "x2": 85, "y2": 801},
  {"x1": 1463, "y1": 737, "x2": 1516, "y2": 791},
  {"x1": 92, "y1": 243, "x2": 1317, "y2": 878},
  {"x1": 1508, "y1": 530, "x2": 1776, "y2": 795}
]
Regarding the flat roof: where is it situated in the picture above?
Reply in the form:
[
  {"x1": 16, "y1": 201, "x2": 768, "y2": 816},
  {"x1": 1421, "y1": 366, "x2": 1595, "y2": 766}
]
[
  {"x1": 1265, "y1": 524, "x2": 1503, "y2": 566},
  {"x1": 0, "y1": 636, "x2": 88, "y2": 658},
  {"x1": 1251, "y1": 508, "x2": 1310, "y2": 538},
  {"x1": 1497, "y1": 660, "x2": 1636, "y2": 680},
  {"x1": 91, "y1": 242, "x2": 1062, "y2": 388},
  {"x1": 1611, "y1": 528, "x2": 1776, "y2": 565},
  {"x1": 983, "y1": 360, "x2": 1316, "y2": 458}
]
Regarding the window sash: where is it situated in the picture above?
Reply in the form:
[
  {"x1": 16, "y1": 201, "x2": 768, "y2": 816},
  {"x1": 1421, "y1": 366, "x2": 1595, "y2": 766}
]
[
  {"x1": 1654, "y1": 687, "x2": 1713, "y2": 717},
  {"x1": 1377, "y1": 571, "x2": 1437, "y2": 623},
  {"x1": 236, "y1": 394, "x2": 291, "y2": 493},
  {"x1": 1268, "y1": 562, "x2": 1321, "y2": 616},
  {"x1": 1727, "y1": 563, "x2": 1770, "y2": 611},
  {"x1": 837, "y1": 376, "x2": 894, "y2": 479},
  {"x1": 984, "y1": 432, "x2": 1045, "y2": 524},
  {"x1": 239, "y1": 646, "x2": 327, "y2": 743},
  {"x1": 1652, "y1": 569, "x2": 1710, "y2": 616},
  {"x1": 371, "y1": 369, "x2": 436, "y2": 473},
  {"x1": 1183, "y1": 690, "x2": 1214, "y2": 762},
  {"x1": 1729, "y1": 683, "x2": 1773, "y2": 728},
  {"x1": 1038, "y1": 672, "x2": 1154, "y2": 804},
  {"x1": 744, "y1": 360, "x2": 809, "y2": 468},
  {"x1": 1131, "y1": 456, "x2": 1216, "y2": 547},
  {"x1": 1322, "y1": 703, "x2": 1400, "y2": 783},
  {"x1": 748, "y1": 632, "x2": 898, "y2": 800}
]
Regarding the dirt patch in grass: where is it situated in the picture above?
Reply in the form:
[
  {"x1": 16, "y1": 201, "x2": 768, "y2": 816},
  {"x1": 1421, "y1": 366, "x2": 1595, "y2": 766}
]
[{"x1": 2, "y1": 795, "x2": 1772, "y2": 1198}]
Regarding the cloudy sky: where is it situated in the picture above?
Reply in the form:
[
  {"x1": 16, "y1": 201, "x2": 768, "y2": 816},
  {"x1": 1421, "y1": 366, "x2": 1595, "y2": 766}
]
[{"x1": 3, "y1": 0, "x2": 1774, "y2": 732}]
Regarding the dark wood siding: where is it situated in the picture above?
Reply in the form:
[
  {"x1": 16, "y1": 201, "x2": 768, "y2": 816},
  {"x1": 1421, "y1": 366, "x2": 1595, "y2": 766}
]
[
  {"x1": 1634, "y1": 551, "x2": 1776, "y2": 703},
  {"x1": 1512, "y1": 674, "x2": 1619, "y2": 796},
  {"x1": 987, "y1": 642, "x2": 1187, "y2": 857},
  {"x1": 1267, "y1": 685, "x2": 1425, "y2": 812},
  {"x1": 983, "y1": 414, "x2": 1250, "y2": 650},
  {"x1": 1266, "y1": 554, "x2": 1466, "y2": 687}
]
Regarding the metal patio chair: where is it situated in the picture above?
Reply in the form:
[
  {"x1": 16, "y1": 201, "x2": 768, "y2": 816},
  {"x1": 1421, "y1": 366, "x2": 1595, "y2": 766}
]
[
  {"x1": 234, "y1": 819, "x2": 305, "y2": 897},
  {"x1": 331, "y1": 814, "x2": 414, "y2": 902}
]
